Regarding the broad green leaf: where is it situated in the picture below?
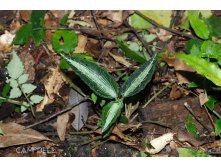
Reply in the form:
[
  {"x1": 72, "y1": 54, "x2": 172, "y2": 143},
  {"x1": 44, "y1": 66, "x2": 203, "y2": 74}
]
[
  {"x1": 118, "y1": 41, "x2": 146, "y2": 64},
  {"x1": 185, "y1": 114, "x2": 199, "y2": 138},
  {"x1": 18, "y1": 74, "x2": 29, "y2": 85},
  {"x1": 6, "y1": 51, "x2": 24, "y2": 79},
  {"x1": 21, "y1": 83, "x2": 36, "y2": 94},
  {"x1": 101, "y1": 99, "x2": 123, "y2": 133},
  {"x1": 188, "y1": 12, "x2": 209, "y2": 39},
  {"x1": 129, "y1": 13, "x2": 152, "y2": 30},
  {"x1": 176, "y1": 54, "x2": 221, "y2": 87},
  {"x1": 184, "y1": 39, "x2": 202, "y2": 54},
  {"x1": 13, "y1": 24, "x2": 32, "y2": 45},
  {"x1": 52, "y1": 30, "x2": 78, "y2": 54},
  {"x1": 190, "y1": 45, "x2": 201, "y2": 56},
  {"x1": 30, "y1": 95, "x2": 44, "y2": 104},
  {"x1": 177, "y1": 148, "x2": 210, "y2": 157},
  {"x1": 8, "y1": 79, "x2": 18, "y2": 88},
  {"x1": 136, "y1": 10, "x2": 172, "y2": 27},
  {"x1": 215, "y1": 119, "x2": 221, "y2": 136},
  {"x1": 205, "y1": 97, "x2": 217, "y2": 111},
  {"x1": 9, "y1": 87, "x2": 22, "y2": 99},
  {"x1": 21, "y1": 102, "x2": 29, "y2": 112},
  {"x1": 30, "y1": 10, "x2": 46, "y2": 46},
  {"x1": 61, "y1": 55, "x2": 119, "y2": 99},
  {"x1": 121, "y1": 55, "x2": 157, "y2": 98}
]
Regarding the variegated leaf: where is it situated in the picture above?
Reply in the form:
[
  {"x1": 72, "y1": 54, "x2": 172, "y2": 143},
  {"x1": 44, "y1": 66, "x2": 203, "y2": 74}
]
[
  {"x1": 121, "y1": 55, "x2": 157, "y2": 98},
  {"x1": 61, "y1": 55, "x2": 119, "y2": 99},
  {"x1": 101, "y1": 99, "x2": 123, "y2": 133}
]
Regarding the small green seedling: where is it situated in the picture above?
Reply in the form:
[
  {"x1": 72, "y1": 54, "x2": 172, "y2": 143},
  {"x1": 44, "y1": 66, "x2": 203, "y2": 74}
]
[
  {"x1": 1, "y1": 51, "x2": 43, "y2": 114},
  {"x1": 61, "y1": 53, "x2": 157, "y2": 134}
]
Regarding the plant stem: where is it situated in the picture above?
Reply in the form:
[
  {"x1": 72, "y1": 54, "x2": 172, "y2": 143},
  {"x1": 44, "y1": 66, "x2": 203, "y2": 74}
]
[
  {"x1": 19, "y1": 84, "x2": 35, "y2": 117},
  {"x1": 0, "y1": 96, "x2": 23, "y2": 106},
  {"x1": 211, "y1": 110, "x2": 221, "y2": 119},
  {"x1": 142, "y1": 81, "x2": 174, "y2": 108}
]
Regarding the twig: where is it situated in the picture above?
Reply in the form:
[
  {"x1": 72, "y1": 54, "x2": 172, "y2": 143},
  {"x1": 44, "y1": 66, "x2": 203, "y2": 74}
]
[
  {"x1": 0, "y1": 96, "x2": 23, "y2": 106},
  {"x1": 142, "y1": 81, "x2": 175, "y2": 108},
  {"x1": 25, "y1": 96, "x2": 89, "y2": 129},
  {"x1": 184, "y1": 102, "x2": 210, "y2": 132},
  {"x1": 203, "y1": 105, "x2": 215, "y2": 131},
  {"x1": 134, "y1": 10, "x2": 195, "y2": 39}
]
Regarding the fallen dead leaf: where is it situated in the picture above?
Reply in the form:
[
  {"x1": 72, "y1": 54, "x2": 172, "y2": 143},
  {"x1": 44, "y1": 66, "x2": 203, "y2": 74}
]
[
  {"x1": 19, "y1": 50, "x2": 36, "y2": 82},
  {"x1": 0, "y1": 122, "x2": 50, "y2": 148},
  {"x1": 150, "y1": 28, "x2": 172, "y2": 42},
  {"x1": 174, "y1": 57, "x2": 195, "y2": 84},
  {"x1": 19, "y1": 10, "x2": 32, "y2": 22},
  {"x1": 57, "y1": 113, "x2": 69, "y2": 141},
  {"x1": 37, "y1": 67, "x2": 64, "y2": 111},
  {"x1": 109, "y1": 52, "x2": 132, "y2": 68},
  {"x1": 101, "y1": 11, "x2": 123, "y2": 27},
  {"x1": 199, "y1": 91, "x2": 209, "y2": 106},
  {"x1": 145, "y1": 132, "x2": 174, "y2": 154},
  {"x1": 74, "y1": 35, "x2": 87, "y2": 53}
]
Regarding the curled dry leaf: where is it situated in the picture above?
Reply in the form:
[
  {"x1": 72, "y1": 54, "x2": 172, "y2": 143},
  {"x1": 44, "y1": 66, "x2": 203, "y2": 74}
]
[
  {"x1": 36, "y1": 67, "x2": 64, "y2": 111},
  {"x1": 199, "y1": 91, "x2": 209, "y2": 106},
  {"x1": 150, "y1": 28, "x2": 172, "y2": 42},
  {"x1": 57, "y1": 113, "x2": 69, "y2": 141},
  {"x1": 145, "y1": 132, "x2": 174, "y2": 154},
  {"x1": 101, "y1": 10, "x2": 123, "y2": 27},
  {"x1": 0, "y1": 122, "x2": 50, "y2": 148},
  {"x1": 174, "y1": 57, "x2": 194, "y2": 84},
  {"x1": 74, "y1": 35, "x2": 87, "y2": 53},
  {"x1": 109, "y1": 52, "x2": 132, "y2": 68}
]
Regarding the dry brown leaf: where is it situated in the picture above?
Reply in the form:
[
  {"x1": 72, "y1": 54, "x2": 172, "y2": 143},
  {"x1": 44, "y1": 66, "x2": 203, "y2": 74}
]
[
  {"x1": 74, "y1": 35, "x2": 87, "y2": 53},
  {"x1": 150, "y1": 28, "x2": 172, "y2": 42},
  {"x1": 19, "y1": 50, "x2": 35, "y2": 82},
  {"x1": 20, "y1": 11, "x2": 32, "y2": 22},
  {"x1": 57, "y1": 113, "x2": 69, "y2": 141},
  {"x1": 199, "y1": 92, "x2": 209, "y2": 106},
  {"x1": 109, "y1": 52, "x2": 132, "y2": 68},
  {"x1": 0, "y1": 122, "x2": 50, "y2": 148},
  {"x1": 101, "y1": 11, "x2": 123, "y2": 27},
  {"x1": 37, "y1": 67, "x2": 64, "y2": 111},
  {"x1": 174, "y1": 57, "x2": 194, "y2": 84}
]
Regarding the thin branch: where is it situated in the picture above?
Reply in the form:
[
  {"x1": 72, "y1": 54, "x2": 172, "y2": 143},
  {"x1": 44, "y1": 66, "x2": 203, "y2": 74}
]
[
  {"x1": 184, "y1": 102, "x2": 211, "y2": 133},
  {"x1": 25, "y1": 96, "x2": 90, "y2": 129},
  {"x1": 134, "y1": 10, "x2": 195, "y2": 39}
]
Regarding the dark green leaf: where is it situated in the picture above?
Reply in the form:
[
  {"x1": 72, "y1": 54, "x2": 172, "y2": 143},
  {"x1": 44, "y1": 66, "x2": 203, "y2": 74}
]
[
  {"x1": 30, "y1": 10, "x2": 46, "y2": 46},
  {"x1": 101, "y1": 99, "x2": 123, "y2": 133},
  {"x1": 61, "y1": 55, "x2": 119, "y2": 99},
  {"x1": 118, "y1": 41, "x2": 146, "y2": 64},
  {"x1": 188, "y1": 82, "x2": 199, "y2": 88},
  {"x1": 185, "y1": 114, "x2": 199, "y2": 138},
  {"x1": 60, "y1": 13, "x2": 69, "y2": 26},
  {"x1": 188, "y1": 12, "x2": 210, "y2": 39},
  {"x1": 177, "y1": 148, "x2": 210, "y2": 157},
  {"x1": 91, "y1": 93, "x2": 98, "y2": 104},
  {"x1": 119, "y1": 114, "x2": 129, "y2": 124},
  {"x1": 184, "y1": 39, "x2": 202, "y2": 54},
  {"x1": 205, "y1": 97, "x2": 217, "y2": 111},
  {"x1": 53, "y1": 30, "x2": 78, "y2": 54},
  {"x1": 121, "y1": 54, "x2": 157, "y2": 98},
  {"x1": 207, "y1": 15, "x2": 221, "y2": 38},
  {"x1": 176, "y1": 54, "x2": 221, "y2": 87},
  {"x1": 2, "y1": 82, "x2": 10, "y2": 97},
  {"x1": 215, "y1": 119, "x2": 221, "y2": 136},
  {"x1": 13, "y1": 24, "x2": 32, "y2": 45}
]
